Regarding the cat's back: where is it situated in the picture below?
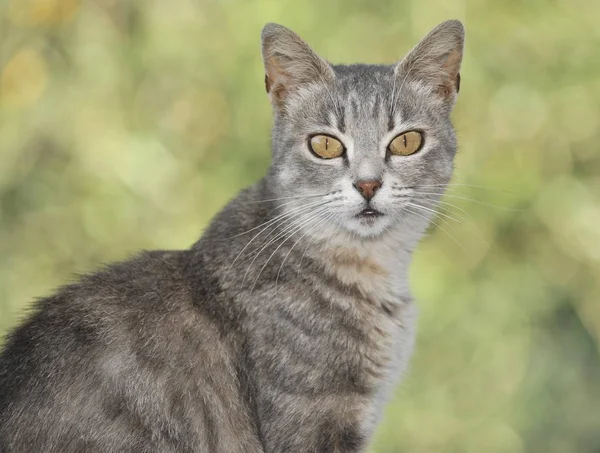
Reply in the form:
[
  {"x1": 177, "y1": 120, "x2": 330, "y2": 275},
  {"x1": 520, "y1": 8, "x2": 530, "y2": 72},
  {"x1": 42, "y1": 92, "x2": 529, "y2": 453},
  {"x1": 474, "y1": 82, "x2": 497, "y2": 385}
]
[{"x1": 0, "y1": 250, "x2": 256, "y2": 452}]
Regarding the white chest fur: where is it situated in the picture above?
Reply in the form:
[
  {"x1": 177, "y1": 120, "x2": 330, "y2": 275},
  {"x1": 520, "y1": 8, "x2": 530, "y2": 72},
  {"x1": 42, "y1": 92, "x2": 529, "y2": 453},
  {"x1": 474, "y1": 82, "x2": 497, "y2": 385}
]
[{"x1": 316, "y1": 236, "x2": 418, "y2": 436}]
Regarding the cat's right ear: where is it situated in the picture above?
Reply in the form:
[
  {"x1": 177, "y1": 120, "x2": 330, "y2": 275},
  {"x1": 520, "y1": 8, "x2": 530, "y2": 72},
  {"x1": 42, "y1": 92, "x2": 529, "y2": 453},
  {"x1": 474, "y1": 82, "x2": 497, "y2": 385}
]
[
  {"x1": 395, "y1": 20, "x2": 465, "y2": 106},
  {"x1": 261, "y1": 23, "x2": 335, "y2": 111}
]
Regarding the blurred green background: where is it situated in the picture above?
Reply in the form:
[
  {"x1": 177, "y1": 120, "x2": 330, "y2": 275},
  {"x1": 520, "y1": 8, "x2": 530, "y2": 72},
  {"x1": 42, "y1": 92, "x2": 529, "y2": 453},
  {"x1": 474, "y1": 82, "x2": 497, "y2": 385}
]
[{"x1": 1, "y1": 0, "x2": 600, "y2": 451}]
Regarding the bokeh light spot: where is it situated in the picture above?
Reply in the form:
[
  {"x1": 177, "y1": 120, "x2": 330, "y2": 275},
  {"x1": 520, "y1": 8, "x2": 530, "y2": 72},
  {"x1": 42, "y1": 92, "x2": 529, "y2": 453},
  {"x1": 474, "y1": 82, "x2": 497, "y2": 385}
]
[
  {"x1": 0, "y1": 49, "x2": 47, "y2": 108},
  {"x1": 9, "y1": 0, "x2": 81, "y2": 26}
]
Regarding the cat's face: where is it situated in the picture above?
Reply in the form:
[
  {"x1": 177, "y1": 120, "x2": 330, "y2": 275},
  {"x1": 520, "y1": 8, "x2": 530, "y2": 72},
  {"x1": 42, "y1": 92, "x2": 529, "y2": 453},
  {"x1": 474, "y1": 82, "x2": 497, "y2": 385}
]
[{"x1": 262, "y1": 21, "x2": 464, "y2": 240}]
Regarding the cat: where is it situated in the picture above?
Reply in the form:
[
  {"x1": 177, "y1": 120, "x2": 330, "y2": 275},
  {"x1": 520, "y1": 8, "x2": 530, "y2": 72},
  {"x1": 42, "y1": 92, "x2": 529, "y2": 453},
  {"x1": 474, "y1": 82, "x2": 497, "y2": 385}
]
[{"x1": 0, "y1": 19, "x2": 464, "y2": 453}]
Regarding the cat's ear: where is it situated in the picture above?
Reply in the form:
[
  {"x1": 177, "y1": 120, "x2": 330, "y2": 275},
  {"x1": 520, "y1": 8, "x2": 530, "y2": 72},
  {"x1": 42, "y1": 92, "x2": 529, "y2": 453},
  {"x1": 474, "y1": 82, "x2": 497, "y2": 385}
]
[
  {"x1": 395, "y1": 20, "x2": 465, "y2": 104},
  {"x1": 261, "y1": 23, "x2": 335, "y2": 110}
]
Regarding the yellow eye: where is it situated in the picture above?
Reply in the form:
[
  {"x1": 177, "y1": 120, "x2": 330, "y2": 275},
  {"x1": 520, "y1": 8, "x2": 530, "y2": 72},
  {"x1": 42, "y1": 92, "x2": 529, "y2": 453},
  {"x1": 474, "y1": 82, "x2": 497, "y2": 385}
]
[
  {"x1": 388, "y1": 131, "x2": 423, "y2": 156},
  {"x1": 309, "y1": 135, "x2": 345, "y2": 159}
]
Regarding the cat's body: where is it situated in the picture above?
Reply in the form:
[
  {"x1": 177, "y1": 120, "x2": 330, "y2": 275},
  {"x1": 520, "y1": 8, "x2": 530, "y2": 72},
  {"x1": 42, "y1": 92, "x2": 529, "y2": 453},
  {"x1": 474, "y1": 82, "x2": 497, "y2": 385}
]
[
  {"x1": 0, "y1": 21, "x2": 464, "y2": 452},
  {"x1": 0, "y1": 182, "x2": 416, "y2": 452}
]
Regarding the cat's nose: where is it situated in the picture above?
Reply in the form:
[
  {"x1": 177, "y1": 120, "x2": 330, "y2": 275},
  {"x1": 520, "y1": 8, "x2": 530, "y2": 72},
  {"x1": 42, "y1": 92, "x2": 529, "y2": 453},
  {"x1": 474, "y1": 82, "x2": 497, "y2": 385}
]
[{"x1": 353, "y1": 180, "x2": 382, "y2": 201}]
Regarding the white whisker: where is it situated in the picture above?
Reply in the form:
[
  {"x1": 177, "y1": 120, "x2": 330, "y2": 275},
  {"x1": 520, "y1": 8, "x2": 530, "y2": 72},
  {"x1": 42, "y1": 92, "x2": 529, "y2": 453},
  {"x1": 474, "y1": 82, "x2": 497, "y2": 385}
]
[
  {"x1": 275, "y1": 210, "x2": 336, "y2": 290},
  {"x1": 240, "y1": 205, "x2": 332, "y2": 282},
  {"x1": 227, "y1": 199, "x2": 331, "y2": 272},
  {"x1": 402, "y1": 205, "x2": 467, "y2": 253},
  {"x1": 247, "y1": 193, "x2": 328, "y2": 204},
  {"x1": 407, "y1": 201, "x2": 462, "y2": 224},
  {"x1": 248, "y1": 206, "x2": 332, "y2": 293},
  {"x1": 410, "y1": 191, "x2": 523, "y2": 211},
  {"x1": 225, "y1": 198, "x2": 329, "y2": 241}
]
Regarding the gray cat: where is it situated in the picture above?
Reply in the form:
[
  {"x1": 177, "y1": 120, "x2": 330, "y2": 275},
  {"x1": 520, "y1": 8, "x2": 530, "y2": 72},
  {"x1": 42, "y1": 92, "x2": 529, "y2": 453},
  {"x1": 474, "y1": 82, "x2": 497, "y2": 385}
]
[{"x1": 0, "y1": 20, "x2": 464, "y2": 453}]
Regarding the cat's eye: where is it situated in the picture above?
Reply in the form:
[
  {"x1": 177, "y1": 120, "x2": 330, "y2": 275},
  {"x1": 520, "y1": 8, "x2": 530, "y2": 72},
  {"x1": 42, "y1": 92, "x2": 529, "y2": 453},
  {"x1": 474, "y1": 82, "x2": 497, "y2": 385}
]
[
  {"x1": 388, "y1": 131, "x2": 423, "y2": 156},
  {"x1": 309, "y1": 135, "x2": 345, "y2": 159}
]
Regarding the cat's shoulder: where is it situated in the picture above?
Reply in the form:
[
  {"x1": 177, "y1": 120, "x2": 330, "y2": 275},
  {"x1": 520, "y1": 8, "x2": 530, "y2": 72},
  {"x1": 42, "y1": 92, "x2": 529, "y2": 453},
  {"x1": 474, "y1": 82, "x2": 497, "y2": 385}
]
[
  {"x1": 0, "y1": 249, "x2": 230, "y2": 419},
  {"x1": 0, "y1": 249, "x2": 219, "y2": 376},
  {"x1": 2, "y1": 250, "x2": 197, "y2": 351},
  {"x1": 76, "y1": 249, "x2": 190, "y2": 300},
  {"x1": 52, "y1": 249, "x2": 192, "y2": 312}
]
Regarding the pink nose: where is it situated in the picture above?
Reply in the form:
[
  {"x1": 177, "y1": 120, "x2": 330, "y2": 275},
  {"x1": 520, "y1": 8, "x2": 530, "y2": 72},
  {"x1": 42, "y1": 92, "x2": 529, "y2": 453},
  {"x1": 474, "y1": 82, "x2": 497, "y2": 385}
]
[{"x1": 353, "y1": 180, "x2": 382, "y2": 201}]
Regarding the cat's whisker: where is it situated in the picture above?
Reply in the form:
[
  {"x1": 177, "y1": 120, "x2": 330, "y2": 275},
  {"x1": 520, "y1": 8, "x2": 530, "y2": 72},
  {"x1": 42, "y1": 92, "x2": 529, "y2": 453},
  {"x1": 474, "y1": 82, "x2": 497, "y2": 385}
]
[
  {"x1": 296, "y1": 216, "x2": 328, "y2": 277},
  {"x1": 247, "y1": 201, "x2": 335, "y2": 259},
  {"x1": 410, "y1": 197, "x2": 493, "y2": 250},
  {"x1": 247, "y1": 193, "x2": 328, "y2": 204},
  {"x1": 240, "y1": 205, "x2": 332, "y2": 283},
  {"x1": 395, "y1": 179, "x2": 511, "y2": 194},
  {"x1": 413, "y1": 183, "x2": 515, "y2": 191},
  {"x1": 411, "y1": 196, "x2": 472, "y2": 219},
  {"x1": 248, "y1": 206, "x2": 332, "y2": 293},
  {"x1": 229, "y1": 198, "x2": 328, "y2": 249},
  {"x1": 410, "y1": 191, "x2": 523, "y2": 211},
  {"x1": 410, "y1": 196, "x2": 479, "y2": 227},
  {"x1": 406, "y1": 203, "x2": 464, "y2": 237},
  {"x1": 402, "y1": 205, "x2": 467, "y2": 253},
  {"x1": 407, "y1": 201, "x2": 463, "y2": 224},
  {"x1": 405, "y1": 195, "x2": 494, "y2": 251},
  {"x1": 224, "y1": 197, "x2": 329, "y2": 241},
  {"x1": 268, "y1": 195, "x2": 341, "y2": 216},
  {"x1": 275, "y1": 209, "x2": 336, "y2": 290},
  {"x1": 296, "y1": 210, "x2": 341, "y2": 281},
  {"x1": 396, "y1": 183, "x2": 520, "y2": 198},
  {"x1": 227, "y1": 200, "x2": 331, "y2": 272}
]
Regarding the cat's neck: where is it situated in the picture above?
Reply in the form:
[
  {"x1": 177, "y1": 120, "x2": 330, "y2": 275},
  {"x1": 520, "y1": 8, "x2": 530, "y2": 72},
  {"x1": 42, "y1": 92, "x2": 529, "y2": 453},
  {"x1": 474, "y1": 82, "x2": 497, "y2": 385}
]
[{"x1": 306, "y1": 231, "x2": 416, "y2": 309}]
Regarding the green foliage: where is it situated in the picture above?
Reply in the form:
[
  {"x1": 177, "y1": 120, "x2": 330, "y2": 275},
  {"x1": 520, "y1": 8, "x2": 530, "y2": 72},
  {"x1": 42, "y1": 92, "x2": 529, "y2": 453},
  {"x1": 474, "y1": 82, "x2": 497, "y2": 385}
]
[{"x1": 1, "y1": 0, "x2": 599, "y2": 451}]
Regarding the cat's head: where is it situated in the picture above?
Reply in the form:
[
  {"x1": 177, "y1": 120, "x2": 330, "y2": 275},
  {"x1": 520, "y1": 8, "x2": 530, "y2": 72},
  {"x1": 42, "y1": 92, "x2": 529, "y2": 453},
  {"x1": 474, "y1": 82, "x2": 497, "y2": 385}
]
[{"x1": 261, "y1": 21, "x2": 464, "y2": 241}]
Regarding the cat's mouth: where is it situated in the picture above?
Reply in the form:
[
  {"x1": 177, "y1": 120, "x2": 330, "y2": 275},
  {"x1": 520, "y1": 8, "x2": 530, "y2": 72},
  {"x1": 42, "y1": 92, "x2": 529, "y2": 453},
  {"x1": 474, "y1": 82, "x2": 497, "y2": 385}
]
[{"x1": 356, "y1": 208, "x2": 384, "y2": 219}]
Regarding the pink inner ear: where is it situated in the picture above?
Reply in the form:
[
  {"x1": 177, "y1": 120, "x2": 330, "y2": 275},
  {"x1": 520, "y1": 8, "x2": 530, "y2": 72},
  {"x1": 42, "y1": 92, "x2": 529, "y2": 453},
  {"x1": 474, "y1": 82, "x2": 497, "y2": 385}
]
[
  {"x1": 264, "y1": 55, "x2": 297, "y2": 109},
  {"x1": 442, "y1": 49, "x2": 462, "y2": 79},
  {"x1": 265, "y1": 55, "x2": 290, "y2": 84},
  {"x1": 436, "y1": 49, "x2": 462, "y2": 99}
]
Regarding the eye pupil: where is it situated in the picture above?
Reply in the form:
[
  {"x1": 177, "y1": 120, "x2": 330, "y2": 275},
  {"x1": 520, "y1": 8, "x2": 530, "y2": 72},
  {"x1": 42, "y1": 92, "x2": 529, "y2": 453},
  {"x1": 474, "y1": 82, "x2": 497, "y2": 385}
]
[
  {"x1": 325, "y1": 138, "x2": 329, "y2": 150},
  {"x1": 403, "y1": 135, "x2": 407, "y2": 147}
]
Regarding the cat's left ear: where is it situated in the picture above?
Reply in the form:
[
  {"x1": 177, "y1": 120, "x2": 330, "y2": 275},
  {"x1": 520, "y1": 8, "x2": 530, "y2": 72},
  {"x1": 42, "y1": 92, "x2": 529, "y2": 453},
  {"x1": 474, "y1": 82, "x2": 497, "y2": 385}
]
[
  {"x1": 395, "y1": 20, "x2": 465, "y2": 105},
  {"x1": 261, "y1": 23, "x2": 335, "y2": 111}
]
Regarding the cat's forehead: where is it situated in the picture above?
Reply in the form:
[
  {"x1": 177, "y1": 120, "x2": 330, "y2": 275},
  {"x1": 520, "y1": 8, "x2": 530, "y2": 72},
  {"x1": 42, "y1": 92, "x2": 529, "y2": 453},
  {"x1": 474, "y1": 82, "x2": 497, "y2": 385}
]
[
  {"x1": 288, "y1": 63, "x2": 424, "y2": 132},
  {"x1": 331, "y1": 64, "x2": 397, "y2": 132},
  {"x1": 333, "y1": 64, "x2": 395, "y2": 104},
  {"x1": 333, "y1": 64, "x2": 394, "y2": 86}
]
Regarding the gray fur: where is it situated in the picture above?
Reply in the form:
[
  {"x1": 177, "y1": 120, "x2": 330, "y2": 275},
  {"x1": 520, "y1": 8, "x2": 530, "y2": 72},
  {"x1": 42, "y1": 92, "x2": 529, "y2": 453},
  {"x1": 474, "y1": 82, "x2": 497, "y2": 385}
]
[{"x1": 0, "y1": 20, "x2": 464, "y2": 452}]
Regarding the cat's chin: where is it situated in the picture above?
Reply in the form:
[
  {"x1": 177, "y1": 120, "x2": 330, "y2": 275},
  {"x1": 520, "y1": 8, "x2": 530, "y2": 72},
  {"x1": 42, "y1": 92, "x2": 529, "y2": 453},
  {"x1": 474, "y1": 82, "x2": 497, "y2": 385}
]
[{"x1": 344, "y1": 214, "x2": 392, "y2": 239}]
